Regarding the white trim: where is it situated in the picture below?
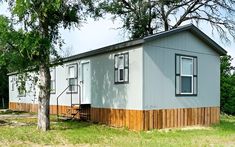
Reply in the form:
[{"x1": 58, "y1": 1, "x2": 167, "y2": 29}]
[
  {"x1": 50, "y1": 67, "x2": 56, "y2": 94},
  {"x1": 80, "y1": 60, "x2": 90, "y2": 83},
  {"x1": 81, "y1": 61, "x2": 91, "y2": 104},
  {"x1": 180, "y1": 56, "x2": 194, "y2": 95},
  {"x1": 67, "y1": 63, "x2": 78, "y2": 93}
]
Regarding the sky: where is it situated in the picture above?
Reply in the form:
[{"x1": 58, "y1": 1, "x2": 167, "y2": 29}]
[{"x1": 0, "y1": 3, "x2": 235, "y2": 66}]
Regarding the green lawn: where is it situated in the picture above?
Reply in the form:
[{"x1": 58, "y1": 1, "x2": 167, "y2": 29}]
[{"x1": 0, "y1": 112, "x2": 235, "y2": 146}]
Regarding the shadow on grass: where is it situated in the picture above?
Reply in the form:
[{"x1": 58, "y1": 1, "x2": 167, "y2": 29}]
[
  {"x1": 51, "y1": 119, "x2": 93, "y2": 131},
  {"x1": 0, "y1": 120, "x2": 7, "y2": 124},
  {"x1": 0, "y1": 110, "x2": 30, "y2": 115}
]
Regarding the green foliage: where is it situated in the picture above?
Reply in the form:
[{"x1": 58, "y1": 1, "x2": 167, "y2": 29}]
[
  {"x1": 220, "y1": 55, "x2": 235, "y2": 115},
  {"x1": 0, "y1": 0, "x2": 87, "y2": 90},
  {"x1": 0, "y1": 0, "x2": 88, "y2": 74},
  {"x1": 4, "y1": 0, "x2": 84, "y2": 68}
]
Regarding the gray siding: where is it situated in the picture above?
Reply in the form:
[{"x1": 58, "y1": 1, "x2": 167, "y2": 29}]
[
  {"x1": 9, "y1": 64, "x2": 80, "y2": 106},
  {"x1": 9, "y1": 45, "x2": 144, "y2": 110},
  {"x1": 143, "y1": 31, "x2": 220, "y2": 110},
  {"x1": 90, "y1": 46, "x2": 143, "y2": 110}
]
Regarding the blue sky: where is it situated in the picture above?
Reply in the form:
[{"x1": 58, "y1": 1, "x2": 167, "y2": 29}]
[{"x1": 0, "y1": 3, "x2": 235, "y2": 65}]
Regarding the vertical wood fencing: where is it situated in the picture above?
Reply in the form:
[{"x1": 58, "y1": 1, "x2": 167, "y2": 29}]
[{"x1": 90, "y1": 107, "x2": 220, "y2": 131}]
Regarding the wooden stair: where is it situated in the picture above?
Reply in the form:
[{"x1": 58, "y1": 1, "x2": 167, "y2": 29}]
[{"x1": 60, "y1": 104, "x2": 91, "y2": 120}]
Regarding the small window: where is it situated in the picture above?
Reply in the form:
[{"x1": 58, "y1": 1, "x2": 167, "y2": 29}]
[
  {"x1": 11, "y1": 76, "x2": 16, "y2": 91},
  {"x1": 18, "y1": 81, "x2": 26, "y2": 97},
  {"x1": 68, "y1": 78, "x2": 76, "y2": 92},
  {"x1": 176, "y1": 54, "x2": 197, "y2": 96},
  {"x1": 114, "y1": 53, "x2": 129, "y2": 84},
  {"x1": 50, "y1": 68, "x2": 56, "y2": 94},
  {"x1": 67, "y1": 64, "x2": 78, "y2": 93}
]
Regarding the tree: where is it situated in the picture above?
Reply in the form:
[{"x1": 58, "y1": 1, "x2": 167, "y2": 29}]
[
  {"x1": 0, "y1": 0, "x2": 85, "y2": 131},
  {"x1": 220, "y1": 55, "x2": 235, "y2": 115},
  {"x1": 95, "y1": 0, "x2": 235, "y2": 40},
  {"x1": 0, "y1": 65, "x2": 8, "y2": 108}
]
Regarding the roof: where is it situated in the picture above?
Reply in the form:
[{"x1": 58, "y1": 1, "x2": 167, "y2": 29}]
[{"x1": 64, "y1": 23, "x2": 227, "y2": 62}]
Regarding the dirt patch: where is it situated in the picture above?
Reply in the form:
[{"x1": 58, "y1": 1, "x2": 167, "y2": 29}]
[
  {"x1": 158, "y1": 125, "x2": 212, "y2": 132},
  {"x1": 0, "y1": 119, "x2": 35, "y2": 127},
  {"x1": 0, "y1": 112, "x2": 37, "y2": 119},
  {"x1": 0, "y1": 110, "x2": 37, "y2": 127}
]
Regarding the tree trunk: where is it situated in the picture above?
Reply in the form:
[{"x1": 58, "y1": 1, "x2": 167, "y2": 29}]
[
  {"x1": 38, "y1": 64, "x2": 51, "y2": 131},
  {"x1": 160, "y1": 4, "x2": 169, "y2": 31}
]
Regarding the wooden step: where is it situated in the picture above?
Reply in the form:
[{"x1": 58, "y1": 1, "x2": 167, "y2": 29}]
[
  {"x1": 71, "y1": 112, "x2": 79, "y2": 116},
  {"x1": 58, "y1": 116, "x2": 72, "y2": 121},
  {"x1": 66, "y1": 107, "x2": 80, "y2": 111},
  {"x1": 79, "y1": 112, "x2": 90, "y2": 116}
]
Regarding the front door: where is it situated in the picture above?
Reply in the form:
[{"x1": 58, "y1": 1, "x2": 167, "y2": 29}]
[{"x1": 81, "y1": 62, "x2": 91, "y2": 104}]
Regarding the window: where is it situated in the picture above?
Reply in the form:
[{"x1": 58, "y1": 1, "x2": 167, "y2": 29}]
[
  {"x1": 114, "y1": 53, "x2": 129, "y2": 84},
  {"x1": 18, "y1": 81, "x2": 26, "y2": 97},
  {"x1": 11, "y1": 76, "x2": 16, "y2": 91},
  {"x1": 176, "y1": 54, "x2": 197, "y2": 96},
  {"x1": 67, "y1": 64, "x2": 78, "y2": 92},
  {"x1": 50, "y1": 68, "x2": 56, "y2": 94}
]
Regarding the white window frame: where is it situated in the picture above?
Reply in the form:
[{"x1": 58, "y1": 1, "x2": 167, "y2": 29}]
[
  {"x1": 180, "y1": 56, "x2": 194, "y2": 95},
  {"x1": 11, "y1": 76, "x2": 15, "y2": 91},
  {"x1": 114, "y1": 53, "x2": 129, "y2": 84},
  {"x1": 17, "y1": 81, "x2": 26, "y2": 97},
  {"x1": 118, "y1": 55, "x2": 125, "y2": 82},
  {"x1": 50, "y1": 68, "x2": 56, "y2": 94},
  {"x1": 67, "y1": 63, "x2": 78, "y2": 93}
]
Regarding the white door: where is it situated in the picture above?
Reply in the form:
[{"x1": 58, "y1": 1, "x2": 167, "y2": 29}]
[{"x1": 81, "y1": 62, "x2": 91, "y2": 104}]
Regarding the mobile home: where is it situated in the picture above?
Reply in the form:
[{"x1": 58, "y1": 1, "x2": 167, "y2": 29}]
[{"x1": 8, "y1": 24, "x2": 227, "y2": 130}]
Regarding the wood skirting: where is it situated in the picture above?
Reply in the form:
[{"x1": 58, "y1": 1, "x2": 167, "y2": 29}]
[
  {"x1": 9, "y1": 102, "x2": 220, "y2": 131},
  {"x1": 9, "y1": 102, "x2": 70, "y2": 115},
  {"x1": 90, "y1": 107, "x2": 220, "y2": 131}
]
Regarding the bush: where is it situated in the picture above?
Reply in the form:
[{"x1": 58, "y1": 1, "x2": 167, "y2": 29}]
[{"x1": 220, "y1": 55, "x2": 235, "y2": 115}]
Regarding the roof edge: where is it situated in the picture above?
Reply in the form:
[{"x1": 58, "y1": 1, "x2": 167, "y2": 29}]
[{"x1": 63, "y1": 38, "x2": 144, "y2": 62}]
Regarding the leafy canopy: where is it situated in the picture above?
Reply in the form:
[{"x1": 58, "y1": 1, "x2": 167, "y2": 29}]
[
  {"x1": 0, "y1": 0, "x2": 85, "y2": 72},
  {"x1": 93, "y1": 0, "x2": 235, "y2": 40}
]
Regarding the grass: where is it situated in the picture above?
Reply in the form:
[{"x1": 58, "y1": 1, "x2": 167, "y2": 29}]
[{"x1": 0, "y1": 113, "x2": 234, "y2": 146}]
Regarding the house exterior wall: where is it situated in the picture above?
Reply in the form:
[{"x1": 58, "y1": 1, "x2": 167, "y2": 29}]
[
  {"x1": 9, "y1": 73, "x2": 38, "y2": 104},
  {"x1": 9, "y1": 61, "x2": 80, "y2": 107},
  {"x1": 143, "y1": 31, "x2": 220, "y2": 110},
  {"x1": 89, "y1": 46, "x2": 143, "y2": 110},
  {"x1": 9, "y1": 45, "x2": 144, "y2": 110}
]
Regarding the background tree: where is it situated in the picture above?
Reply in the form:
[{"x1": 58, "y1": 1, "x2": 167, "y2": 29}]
[
  {"x1": 220, "y1": 55, "x2": 235, "y2": 115},
  {"x1": 0, "y1": 65, "x2": 8, "y2": 109},
  {"x1": 0, "y1": 0, "x2": 87, "y2": 131},
  {"x1": 94, "y1": 0, "x2": 235, "y2": 40}
]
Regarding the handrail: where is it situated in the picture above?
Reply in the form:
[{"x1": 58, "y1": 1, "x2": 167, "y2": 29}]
[
  {"x1": 57, "y1": 85, "x2": 70, "y2": 119},
  {"x1": 56, "y1": 84, "x2": 81, "y2": 119}
]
